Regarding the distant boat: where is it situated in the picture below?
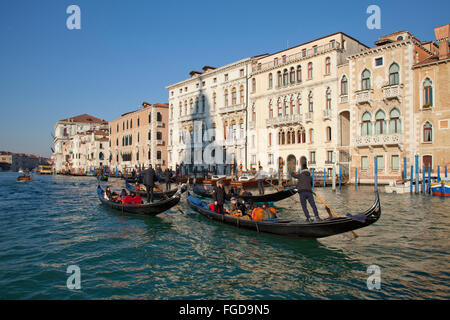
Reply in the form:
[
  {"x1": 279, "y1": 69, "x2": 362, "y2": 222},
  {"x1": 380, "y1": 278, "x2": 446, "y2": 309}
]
[{"x1": 17, "y1": 173, "x2": 32, "y2": 182}]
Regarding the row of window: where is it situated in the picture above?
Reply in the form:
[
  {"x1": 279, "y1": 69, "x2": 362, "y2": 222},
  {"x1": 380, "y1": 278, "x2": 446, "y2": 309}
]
[
  {"x1": 361, "y1": 155, "x2": 401, "y2": 171},
  {"x1": 360, "y1": 108, "x2": 401, "y2": 136},
  {"x1": 116, "y1": 132, "x2": 164, "y2": 146},
  {"x1": 113, "y1": 150, "x2": 163, "y2": 162},
  {"x1": 115, "y1": 112, "x2": 164, "y2": 132}
]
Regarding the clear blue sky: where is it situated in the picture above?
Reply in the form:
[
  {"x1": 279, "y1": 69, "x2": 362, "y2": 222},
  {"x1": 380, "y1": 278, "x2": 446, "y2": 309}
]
[{"x1": 0, "y1": 0, "x2": 448, "y2": 157}]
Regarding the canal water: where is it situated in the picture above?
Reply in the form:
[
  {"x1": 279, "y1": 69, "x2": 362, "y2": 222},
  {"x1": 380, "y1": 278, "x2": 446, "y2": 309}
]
[{"x1": 0, "y1": 172, "x2": 448, "y2": 299}]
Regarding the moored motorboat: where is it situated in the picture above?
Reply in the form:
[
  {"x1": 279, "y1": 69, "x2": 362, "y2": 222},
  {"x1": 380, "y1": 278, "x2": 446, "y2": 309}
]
[
  {"x1": 431, "y1": 179, "x2": 450, "y2": 197},
  {"x1": 187, "y1": 192, "x2": 381, "y2": 239},
  {"x1": 97, "y1": 185, "x2": 183, "y2": 215}
]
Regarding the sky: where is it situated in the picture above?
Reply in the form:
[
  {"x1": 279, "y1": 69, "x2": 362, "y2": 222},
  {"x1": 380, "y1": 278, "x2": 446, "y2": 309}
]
[{"x1": 0, "y1": 0, "x2": 448, "y2": 158}]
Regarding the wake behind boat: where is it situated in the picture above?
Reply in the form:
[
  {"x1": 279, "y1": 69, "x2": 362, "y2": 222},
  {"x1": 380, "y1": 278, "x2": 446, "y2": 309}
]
[{"x1": 187, "y1": 192, "x2": 381, "y2": 239}]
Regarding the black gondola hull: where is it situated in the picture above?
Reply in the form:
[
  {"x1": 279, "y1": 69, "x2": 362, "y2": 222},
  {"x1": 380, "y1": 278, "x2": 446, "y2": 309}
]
[
  {"x1": 97, "y1": 186, "x2": 181, "y2": 215},
  {"x1": 193, "y1": 185, "x2": 298, "y2": 203},
  {"x1": 187, "y1": 193, "x2": 381, "y2": 239}
]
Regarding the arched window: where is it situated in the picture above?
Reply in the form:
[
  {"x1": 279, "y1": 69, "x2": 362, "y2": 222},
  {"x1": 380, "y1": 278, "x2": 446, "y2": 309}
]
[
  {"x1": 308, "y1": 62, "x2": 313, "y2": 79},
  {"x1": 268, "y1": 133, "x2": 272, "y2": 146},
  {"x1": 231, "y1": 87, "x2": 237, "y2": 105},
  {"x1": 268, "y1": 73, "x2": 273, "y2": 89},
  {"x1": 297, "y1": 128, "x2": 305, "y2": 144},
  {"x1": 224, "y1": 89, "x2": 228, "y2": 107},
  {"x1": 201, "y1": 95, "x2": 205, "y2": 112},
  {"x1": 325, "y1": 57, "x2": 331, "y2": 74},
  {"x1": 184, "y1": 100, "x2": 187, "y2": 115},
  {"x1": 308, "y1": 91, "x2": 313, "y2": 112},
  {"x1": 240, "y1": 85, "x2": 244, "y2": 104},
  {"x1": 375, "y1": 110, "x2": 386, "y2": 135},
  {"x1": 290, "y1": 67, "x2": 295, "y2": 84},
  {"x1": 268, "y1": 100, "x2": 273, "y2": 118},
  {"x1": 309, "y1": 128, "x2": 314, "y2": 143},
  {"x1": 148, "y1": 112, "x2": 151, "y2": 123},
  {"x1": 212, "y1": 92, "x2": 216, "y2": 110},
  {"x1": 423, "y1": 122, "x2": 433, "y2": 142},
  {"x1": 189, "y1": 99, "x2": 193, "y2": 112},
  {"x1": 361, "y1": 112, "x2": 372, "y2": 136},
  {"x1": 389, "y1": 108, "x2": 401, "y2": 134},
  {"x1": 326, "y1": 126, "x2": 332, "y2": 141},
  {"x1": 325, "y1": 88, "x2": 331, "y2": 110},
  {"x1": 283, "y1": 69, "x2": 288, "y2": 86},
  {"x1": 195, "y1": 97, "x2": 199, "y2": 112},
  {"x1": 362, "y1": 69, "x2": 371, "y2": 90},
  {"x1": 157, "y1": 112, "x2": 162, "y2": 122},
  {"x1": 297, "y1": 95, "x2": 302, "y2": 114},
  {"x1": 296, "y1": 66, "x2": 302, "y2": 82},
  {"x1": 423, "y1": 78, "x2": 433, "y2": 106},
  {"x1": 179, "y1": 102, "x2": 182, "y2": 116},
  {"x1": 277, "y1": 71, "x2": 282, "y2": 87},
  {"x1": 389, "y1": 63, "x2": 400, "y2": 85},
  {"x1": 277, "y1": 99, "x2": 283, "y2": 117},
  {"x1": 341, "y1": 76, "x2": 348, "y2": 95},
  {"x1": 252, "y1": 78, "x2": 256, "y2": 92},
  {"x1": 284, "y1": 98, "x2": 289, "y2": 116},
  {"x1": 287, "y1": 129, "x2": 292, "y2": 144}
]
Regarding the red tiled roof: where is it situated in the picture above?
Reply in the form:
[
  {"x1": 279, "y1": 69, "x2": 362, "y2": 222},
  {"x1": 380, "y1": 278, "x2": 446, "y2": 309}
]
[{"x1": 60, "y1": 114, "x2": 108, "y2": 124}]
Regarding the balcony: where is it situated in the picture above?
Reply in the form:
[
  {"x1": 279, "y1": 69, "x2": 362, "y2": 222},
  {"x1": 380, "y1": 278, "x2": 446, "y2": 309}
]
[
  {"x1": 157, "y1": 121, "x2": 164, "y2": 127},
  {"x1": 248, "y1": 121, "x2": 256, "y2": 130},
  {"x1": 180, "y1": 112, "x2": 205, "y2": 122},
  {"x1": 305, "y1": 112, "x2": 313, "y2": 122},
  {"x1": 355, "y1": 89, "x2": 373, "y2": 105},
  {"x1": 266, "y1": 114, "x2": 302, "y2": 127},
  {"x1": 340, "y1": 95, "x2": 348, "y2": 104},
  {"x1": 218, "y1": 103, "x2": 246, "y2": 114},
  {"x1": 382, "y1": 84, "x2": 402, "y2": 101},
  {"x1": 354, "y1": 134, "x2": 403, "y2": 148},
  {"x1": 323, "y1": 109, "x2": 331, "y2": 120},
  {"x1": 251, "y1": 41, "x2": 341, "y2": 74},
  {"x1": 156, "y1": 140, "x2": 164, "y2": 146}
]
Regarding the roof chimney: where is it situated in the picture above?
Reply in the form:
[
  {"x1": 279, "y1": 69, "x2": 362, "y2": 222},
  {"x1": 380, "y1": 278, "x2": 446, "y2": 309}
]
[{"x1": 434, "y1": 24, "x2": 450, "y2": 59}]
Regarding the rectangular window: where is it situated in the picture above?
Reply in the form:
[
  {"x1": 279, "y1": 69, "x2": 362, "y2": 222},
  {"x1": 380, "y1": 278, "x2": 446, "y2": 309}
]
[
  {"x1": 391, "y1": 155, "x2": 399, "y2": 170},
  {"x1": 327, "y1": 151, "x2": 334, "y2": 162},
  {"x1": 310, "y1": 151, "x2": 316, "y2": 164},
  {"x1": 376, "y1": 156, "x2": 384, "y2": 171},
  {"x1": 375, "y1": 57, "x2": 383, "y2": 66},
  {"x1": 274, "y1": 58, "x2": 278, "y2": 66},
  {"x1": 240, "y1": 69, "x2": 244, "y2": 77},
  {"x1": 282, "y1": 55, "x2": 286, "y2": 64},
  {"x1": 268, "y1": 153, "x2": 274, "y2": 164},
  {"x1": 302, "y1": 49, "x2": 307, "y2": 57},
  {"x1": 224, "y1": 74, "x2": 228, "y2": 81},
  {"x1": 361, "y1": 156, "x2": 368, "y2": 170}
]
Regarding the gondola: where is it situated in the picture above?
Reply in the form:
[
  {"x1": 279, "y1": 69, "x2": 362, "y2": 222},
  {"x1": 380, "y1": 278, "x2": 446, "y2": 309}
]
[
  {"x1": 192, "y1": 184, "x2": 298, "y2": 203},
  {"x1": 97, "y1": 185, "x2": 183, "y2": 215},
  {"x1": 125, "y1": 182, "x2": 187, "y2": 199},
  {"x1": 187, "y1": 192, "x2": 381, "y2": 239}
]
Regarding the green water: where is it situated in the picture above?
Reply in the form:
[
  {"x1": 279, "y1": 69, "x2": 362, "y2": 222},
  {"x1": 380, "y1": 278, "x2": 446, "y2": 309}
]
[{"x1": 0, "y1": 172, "x2": 448, "y2": 299}]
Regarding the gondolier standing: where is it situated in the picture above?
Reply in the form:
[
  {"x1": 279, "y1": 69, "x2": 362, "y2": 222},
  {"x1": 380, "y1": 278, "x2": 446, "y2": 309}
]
[
  {"x1": 212, "y1": 180, "x2": 226, "y2": 214},
  {"x1": 141, "y1": 164, "x2": 156, "y2": 203},
  {"x1": 291, "y1": 157, "x2": 321, "y2": 222},
  {"x1": 254, "y1": 166, "x2": 267, "y2": 195}
]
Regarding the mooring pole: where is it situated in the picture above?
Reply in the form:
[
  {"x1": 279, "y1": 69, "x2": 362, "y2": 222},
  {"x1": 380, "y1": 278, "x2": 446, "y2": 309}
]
[
  {"x1": 415, "y1": 155, "x2": 419, "y2": 194},
  {"x1": 422, "y1": 165, "x2": 426, "y2": 195},
  {"x1": 312, "y1": 168, "x2": 315, "y2": 190},
  {"x1": 323, "y1": 168, "x2": 326, "y2": 188},
  {"x1": 438, "y1": 166, "x2": 441, "y2": 182},
  {"x1": 428, "y1": 165, "x2": 431, "y2": 194},
  {"x1": 374, "y1": 156, "x2": 378, "y2": 192},
  {"x1": 355, "y1": 168, "x2": 358, "y2": 191},
  {"x1": 403, "y1": 157, "x2": 407, "y2": 180},
  {"x1": 339, "y1": 167, "x2": 342, "y2": 191},
  {"x1": 410, "y1": 165, "x2": 413, "y2": 194}
]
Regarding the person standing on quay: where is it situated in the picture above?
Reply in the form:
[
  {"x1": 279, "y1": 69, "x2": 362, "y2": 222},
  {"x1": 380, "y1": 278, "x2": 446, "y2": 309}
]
[
  {"x1": 141, "y1": 164, "x2": 156, "y2": 203},
  {"x1": 163, "y1": 167, "x2": 172, "y2": 191},
  {"x1": 290, "y1": 157, "x2": 321, "y2": 222}
]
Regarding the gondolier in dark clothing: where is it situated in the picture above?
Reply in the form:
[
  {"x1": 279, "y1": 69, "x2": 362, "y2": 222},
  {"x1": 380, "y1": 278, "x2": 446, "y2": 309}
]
[
  {"x1": 141, "y1": 165, "x2": 156, "y2": 203},
  {"x1": 212, "y1": 180, "x2": 226, "y2": 214},
  {"x1": 254, "y1": 167, "x2": 267, "y2": 195},
  {"x1": 291, "y1": 158, "x2": 321, "y2": 222},
  {"x1": 163, "y1": 167, "x2": 172, "y2": 191}
]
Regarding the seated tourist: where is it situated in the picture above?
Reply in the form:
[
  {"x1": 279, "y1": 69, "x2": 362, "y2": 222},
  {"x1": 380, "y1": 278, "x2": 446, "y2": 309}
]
[
  {"x1": 209, "y1": 203, "x2": 216, "y2": 211},
  {"x1": 104, "y1": 187, "x2": 112, "y2": 200},
  {"x1": 122, "y1": 192, "x2": 135, "y2": 205},
  {"x1": 134, "y1": 182, "x2": 141, "y2": 191},
  {"x1": 262, "y1": 202, "x2": 277, "y2": 220},
  {"x1": 131, "y1": 192, "x2": 143, "y2": 204}
]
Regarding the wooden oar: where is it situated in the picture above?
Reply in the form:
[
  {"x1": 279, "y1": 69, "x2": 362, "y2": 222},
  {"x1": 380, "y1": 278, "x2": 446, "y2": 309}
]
[
  {"x1": 313, "y1": 192, "x2": 358, "y2": 238},
  {"x1": 154, "y1": 186, "x2": 185, "y2": 215}
]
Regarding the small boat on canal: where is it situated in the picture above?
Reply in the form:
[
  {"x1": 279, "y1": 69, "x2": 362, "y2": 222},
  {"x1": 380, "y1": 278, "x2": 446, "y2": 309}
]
[
  {"x1": 187, "y1": 192, "x2": 381, "y2": 239},
  {"x1": 17, "y1": 173, "x2": 33, "y2": 182},
  {"x1": 125, "y1": 181, "x2": 187, "y2": 199},
  {"x1": 97, "y1": 185, "x2": 184, "y2": 215},
  {"x1": 192, "y1": 184, "x2": 297, "y2": 203},
  {"x1": 431, "y1": 179, "x2": 450, "y2": 197}
]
